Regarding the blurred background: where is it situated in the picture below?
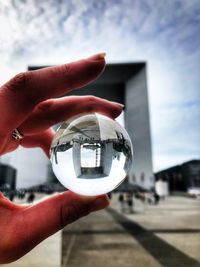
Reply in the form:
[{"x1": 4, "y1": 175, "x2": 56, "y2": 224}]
[{"x1": 0, "y1": 1, "x2": 200, "y2": 267}]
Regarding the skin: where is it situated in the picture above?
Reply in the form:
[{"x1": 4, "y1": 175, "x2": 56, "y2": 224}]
[{"x1": 0, "y1": 53, "x2": 123, "y2": 263}]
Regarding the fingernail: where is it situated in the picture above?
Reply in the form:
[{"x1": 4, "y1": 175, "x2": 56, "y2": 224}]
[
  {"x1": 88, "y1": 53, "x2": 106, "y2": 61},
  {"x1": 98, "y1": 52, "x2": 106, "y2": 59},
  {"x1": 91, "y1": 196, "x2": 109, "y2": 212},
  {"x1": 112, "y1": 102, "x2": 124, "y2": 108}
]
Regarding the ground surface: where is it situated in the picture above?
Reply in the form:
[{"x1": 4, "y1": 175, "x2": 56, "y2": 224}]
[
  {"x1": 2, "y1": 194, "x2": 200, "y2": 267},
  {"x1": 62, "y1": 195, "x2": 200, "y2": 267}
]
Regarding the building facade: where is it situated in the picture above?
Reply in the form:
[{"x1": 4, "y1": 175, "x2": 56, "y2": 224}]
[
  {"x1": 1, "y1": 63, "x2": 153, "y2": 190},
  {"x1": 155, "y1": 160, "x2": 200, "y2": 192},
  {"x1": 0, "y1": 163, "x2": 16, "y2": 191}
]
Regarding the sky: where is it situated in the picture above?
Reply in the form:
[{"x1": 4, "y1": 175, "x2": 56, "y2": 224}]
[{"x1": 0, "y1": 0, "x2": 200, "y2": 173}]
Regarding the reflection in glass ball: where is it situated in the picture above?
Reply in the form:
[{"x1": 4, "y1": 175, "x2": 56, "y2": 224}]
[{"x1": 50, "y1": 113, "x2": 133, "y2": 196}]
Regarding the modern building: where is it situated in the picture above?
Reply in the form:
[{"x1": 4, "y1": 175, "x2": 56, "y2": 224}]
[
  {"x1": 155, "y1": 160, "x2": 200, "y2": 192},
  {"x1": 30, "y1": 63, "x2": 153, "y2": 189},
  {"x1": 0, "y1": 163, "x2": 16, "y2": 191},
  {"x1": 7, "y1": 62, "x2": 153, "y2": 190}
]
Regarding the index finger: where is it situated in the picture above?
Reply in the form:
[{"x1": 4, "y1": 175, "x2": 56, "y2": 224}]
[{"x1": 0, "y1": 53, "x2": 106, "y2": 134}]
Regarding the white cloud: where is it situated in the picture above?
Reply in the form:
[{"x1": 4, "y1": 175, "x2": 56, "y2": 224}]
[{"x1": 0, "y1": 0, "x2": 199, "y2": 177}]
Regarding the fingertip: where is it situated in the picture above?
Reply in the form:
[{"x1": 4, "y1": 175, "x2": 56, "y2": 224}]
[
  {"x1": 90, "y1": 194, "x2": 110, "y2": 212},
  {"x1": 101, "y1": 103, "x2": 123, "y2": 120},
  {"x1": 85, "y1": 53, "x2": 106, "y2": 74},
  {"x1": 87, "y1": 52, "x2": 106, "y2": 61},
  {"x1": 58, "y1": 192, "x2": 109, "y2": 226},
  {"x1": 113, "y1": 103, "x2": 124, "y2": 118},
  {"x1": 63, "y1": 191, "x2": 110, "y2": 212},
  {"x1": 112, "y1": 102, "x2": 124, "y2": 109}
]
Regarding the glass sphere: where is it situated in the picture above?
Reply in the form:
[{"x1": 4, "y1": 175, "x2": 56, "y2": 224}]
[{"x1": 50, "y1": 113, "x2": 133, "y2": 196}]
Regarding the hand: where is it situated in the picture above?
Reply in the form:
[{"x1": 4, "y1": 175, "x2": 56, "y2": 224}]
[{"x1": 0, "y1": 53, "x2": 123, "y2": 263}]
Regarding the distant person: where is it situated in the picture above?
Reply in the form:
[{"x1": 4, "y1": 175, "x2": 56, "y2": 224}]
[
  {"x1": 17, "y1": 190, "x2": 26, "y2": 200},
  {"x1": 126, "y1": 192, "x2": 134, "y2": 213},
  {"x1": 118, "y1": 193, "x2": 125, "y2": 212},
  {"x1": 8, "y1": 191, "x2": 15, "y2": 202},
  {"x1": 27, "y1": 192, "x2": 35, "y2": 203},
  {"x1": 147, "y1": 190, "x2": 160, "y2": 205},
  {"x1": 154, "y1": 192, "x2": 160, "y2": 204},
  {"x1": 107, "y1": 192, "x2": 112, "y2": 199},
  {"x1": 0, "y1": 53, "x2": 123, "y2": 263}
]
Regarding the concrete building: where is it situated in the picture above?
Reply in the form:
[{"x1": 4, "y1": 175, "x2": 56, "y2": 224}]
[
  {"x1": 30, "y1": 62, "x2": 154, "y2": 190},
  {"x1": 155, "y1": 159, "x2": 200, "y2": 192},
  {"x1": 0, "y1": 163, "x2": 16, "y2": 191},
  {"x1": 3, "y1": 63, "x2": 153, "y2": 190}
]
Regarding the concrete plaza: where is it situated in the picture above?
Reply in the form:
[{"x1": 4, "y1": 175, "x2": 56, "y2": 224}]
[
  {"x1": 2, "y1": 194, "x2": 200, "y2": 267},
  {"x1": 62, "y1": 195, "x2": 200, "y2": 267}
]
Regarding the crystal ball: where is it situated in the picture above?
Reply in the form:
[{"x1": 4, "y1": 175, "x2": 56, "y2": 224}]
[{"x1": 50, "y1": 113, "x2": 133, "y2": 196}]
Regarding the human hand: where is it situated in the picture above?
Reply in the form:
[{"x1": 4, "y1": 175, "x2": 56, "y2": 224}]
[{"x1": 0, "y1": 53, "x2": 123, "y2": 263}]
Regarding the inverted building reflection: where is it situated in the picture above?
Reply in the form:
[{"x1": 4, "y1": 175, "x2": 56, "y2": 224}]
[{"x1": 51, "y1": 130, "x2": 132, "y2": 179}]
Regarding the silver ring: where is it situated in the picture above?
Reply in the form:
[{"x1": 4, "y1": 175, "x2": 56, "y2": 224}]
[{"x1": 12, "y1": 128, "x2": 24, "y2": 140}]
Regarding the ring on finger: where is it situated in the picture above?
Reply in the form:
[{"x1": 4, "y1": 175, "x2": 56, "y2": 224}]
[{"x1": 12, "y1": 128, "x2": 24, "y2": 140}]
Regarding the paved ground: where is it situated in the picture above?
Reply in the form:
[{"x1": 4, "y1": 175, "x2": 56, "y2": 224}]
[
  {"x1": 62, "y1": 195, "x2": 200, "y2": 267},
  {"x1": 2, "y1": 231, "x2": 61, "y2": 267},
  {"x1": 2, "y1": 193, "x2": 200, "y2": 267},
  {"x1": 2, "y1": 194, "x2": 61, "y2": 267}
]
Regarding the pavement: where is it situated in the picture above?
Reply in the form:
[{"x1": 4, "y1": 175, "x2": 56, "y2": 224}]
[
  {"x1": 62, "y1": 194, "x2": 200, "y2": 267},
  {"x1": 1, "y1": 194, "x2": 62, "y2": 267},
  {"x1": 2, "y1": 193, "x2": 200, "y2": 267},
  {"x1": 1, "y1": 231, "x2": 61, "y2": 267}
]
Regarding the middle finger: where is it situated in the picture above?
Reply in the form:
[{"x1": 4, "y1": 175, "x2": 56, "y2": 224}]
[{"x1": 18, "y1": 96, "x2": 124, "y2": 135}]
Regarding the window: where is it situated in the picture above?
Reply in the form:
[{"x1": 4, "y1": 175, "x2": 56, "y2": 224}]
[{"x1": 81, "y1": 143, "x2": 101, "y2": 168}]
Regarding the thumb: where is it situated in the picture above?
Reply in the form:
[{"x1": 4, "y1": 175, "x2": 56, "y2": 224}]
[
  {"x1": 9, "y1": 192, "x2": 109, "y2": 261},
  {"x1": 24, "y1": 191, "x2": 109, "y2": 239}
]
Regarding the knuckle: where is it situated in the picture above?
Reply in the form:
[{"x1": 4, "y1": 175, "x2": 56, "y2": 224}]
[
  {"x1": 8, "y1": 72, "x2": 28, "y2": 91},
  {"x1": 37, "y1": 99, "x2": 54, "y2": 113},
  {"x1": 62, "y1": 63, "x2": 72, "y2": 74},
  {"x1": 37, "y1": 99, "x2": 56, "y2": 125},
  {"x1": 86, "y1": 95, "x2": 96, "y2": 103},
  {"x1": 2, "y1": 71, "x2": 36, "y2": 107},
  {"x1": 84, "y1": 95, "x2": 97, "y2": 112},
  {"x1": 60, "y1": 63, "x2": 74, "y2": 89}
]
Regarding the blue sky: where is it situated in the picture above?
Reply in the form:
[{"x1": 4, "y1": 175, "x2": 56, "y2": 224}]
[{"x1": 0, "y1": 0, "x2": 199, "y2": 172}]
